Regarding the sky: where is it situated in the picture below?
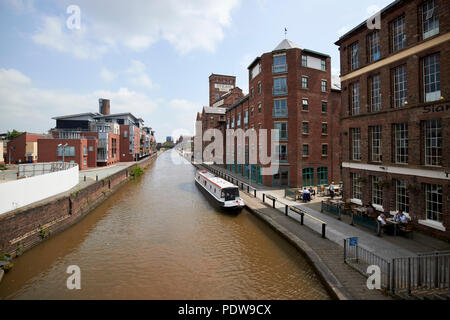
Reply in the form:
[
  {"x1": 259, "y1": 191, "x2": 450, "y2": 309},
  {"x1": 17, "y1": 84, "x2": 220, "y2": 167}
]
[{"x1": 0, "y1": 0, "x2": 393, "y2": 142}]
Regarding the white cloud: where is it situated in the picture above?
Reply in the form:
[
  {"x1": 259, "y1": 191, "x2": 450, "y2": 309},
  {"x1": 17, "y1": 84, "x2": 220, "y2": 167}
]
[
  {"x1": 0, "y1": 68, "x2": 156, "y2": 132},
  {"x1": 0, "y1": 68, "x2": 199, "y2": 141},
  {"x1": 100, "y1": 67, "x2": 117, "y2": 83},
  {"x1": 126, "y1": 60, "x2": 155, "y2": 90},
  {"x1": 32, "y1": 16, "x2": 108, "y2": 59},
  {"x1": 31, "y1": 0, "x2": 240, "y2": 58}
]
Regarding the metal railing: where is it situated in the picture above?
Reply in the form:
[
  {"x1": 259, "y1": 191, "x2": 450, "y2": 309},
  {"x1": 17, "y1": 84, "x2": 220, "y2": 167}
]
[
  {"x1": 272, "y1": 87, "x2": 288, "y2": 96},
  {"x1": 272, "y1": 64, "x2": 288, "y2": 74},
  {"x1": 344, "y1": 238, "x2": 391, "y2": 290},
  {"x1": 344, "y1": 237, "x2": 450, "y2": 298},
  {"x1": 18, "y1": 162, "x2": 78, "y2": 178},
  {"x1": 392, "y1": 253, "x2": 450, "y2": 295}
]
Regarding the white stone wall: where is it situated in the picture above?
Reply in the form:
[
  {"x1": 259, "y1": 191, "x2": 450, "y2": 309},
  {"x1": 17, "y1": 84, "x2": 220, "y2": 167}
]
[{"x1": 0, "y1": 164, "x2": 79, "y2": 215}]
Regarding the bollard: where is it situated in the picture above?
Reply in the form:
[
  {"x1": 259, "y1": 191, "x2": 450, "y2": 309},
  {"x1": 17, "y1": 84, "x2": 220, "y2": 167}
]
[
  {"x1": 322, "y1": 224, "x2": 326, "y2": 238},
  {"x1": 96, "y1": 175, "x2": 98, "y2": 181},
  {"x1": 262, "y1": 194, "x2": 265, "y2": 203},
  {"x1": 300, "y1": 212, "x2": 304, "y2": 225},
  {"x1": 84, "y1": 175, "x2": 86, "y2": 181},
  {"x1": 272, "y1": 198, "x2": 275, "y2": 208},
  {"x1": 247, "y1": 185, "x2": 249, "y2": 193},
  {"x1": 285, "y1": 205, "x2": 288, "y2": 216},
  {"x1": 254, "y1": 189, "x2": 256, "y2": 197}
]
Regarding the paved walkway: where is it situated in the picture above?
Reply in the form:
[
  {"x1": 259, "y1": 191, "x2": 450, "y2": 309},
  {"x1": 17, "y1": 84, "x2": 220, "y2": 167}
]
[
  {"x1": 208, "y1": 164, "x2": 450, "y2": 262},
  {"x1": 240, "y1": 188, "x2": 391, "y2": 300}
]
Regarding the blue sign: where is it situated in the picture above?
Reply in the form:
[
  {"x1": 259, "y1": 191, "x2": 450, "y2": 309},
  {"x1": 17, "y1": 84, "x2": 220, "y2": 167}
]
[{"x1": 349, "y1": 237, "x2": 358, "y2": 247}]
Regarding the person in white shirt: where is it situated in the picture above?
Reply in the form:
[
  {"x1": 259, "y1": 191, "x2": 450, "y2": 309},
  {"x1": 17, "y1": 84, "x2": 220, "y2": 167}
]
[
  {"x1": 329, "y1": 183, "x2": 335, "y2": 199},
  {"x1": 400, "y1": 213, "x2": 408, "y2": 224},
  {"x1": 377, "y1": 213, "x2": 387, "y2": 226}
]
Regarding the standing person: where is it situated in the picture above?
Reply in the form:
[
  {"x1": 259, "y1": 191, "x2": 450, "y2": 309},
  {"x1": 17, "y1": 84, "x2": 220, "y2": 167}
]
[{"x1": 329, "y1": 183, "x2": 335, "y2": 199}]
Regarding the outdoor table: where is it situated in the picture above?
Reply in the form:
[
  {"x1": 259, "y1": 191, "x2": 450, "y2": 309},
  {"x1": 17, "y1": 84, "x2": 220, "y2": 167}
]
[{"x1": 386, "y1": 218, "x2": 400, "y2": 236}]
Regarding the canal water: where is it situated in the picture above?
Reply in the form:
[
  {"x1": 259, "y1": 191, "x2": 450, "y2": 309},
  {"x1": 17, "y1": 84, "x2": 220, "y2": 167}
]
[{"x1": 0, "y1": 150, "x2": 330, "y2": 300}]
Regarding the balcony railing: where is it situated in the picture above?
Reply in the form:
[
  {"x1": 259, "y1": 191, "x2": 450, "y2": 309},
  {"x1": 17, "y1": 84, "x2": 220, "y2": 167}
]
[
  {"x1": 272, "y1": 63, "x2": 288, "y2": 74},
  {"x1": 273, "y1": 109, "x2": 288, "y2": 118},
  {"x1": 273, "y1": 87, "x2": 288, "y2": 96}
]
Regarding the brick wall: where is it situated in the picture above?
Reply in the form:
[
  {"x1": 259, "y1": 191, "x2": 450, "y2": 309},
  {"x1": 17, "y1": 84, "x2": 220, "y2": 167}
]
[{"x1": 0, "y1": 154, "x2": 158, "y2": 257}]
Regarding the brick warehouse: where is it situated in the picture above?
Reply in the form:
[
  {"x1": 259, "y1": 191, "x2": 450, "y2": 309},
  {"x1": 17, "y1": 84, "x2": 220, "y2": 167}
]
[
  {"x1": 197, "y1": 39, "x2": 342, "y2": 188},
  {"x1": 335, "y1": 0, "x2": 449, "y2": 239}
]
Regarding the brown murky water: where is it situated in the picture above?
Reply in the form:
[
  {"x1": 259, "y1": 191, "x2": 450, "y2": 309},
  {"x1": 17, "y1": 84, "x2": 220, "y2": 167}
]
[{"x1": 0, "y1": 150, "x2": 330, "y2": 300}]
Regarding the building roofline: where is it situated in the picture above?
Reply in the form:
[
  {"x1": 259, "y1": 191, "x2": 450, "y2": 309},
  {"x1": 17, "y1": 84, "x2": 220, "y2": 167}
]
[
  {"x1": 209, "y1": 73, "x2": 236, "y2": 79},
  {"x1": 335, "y1": 0, "x2": 403, "y2": 45},
  {"x1": 93, "y1": 113, "x2": 141, "y2": 122},
  {"x1": 228, "y1": 95, "x2": 250, "y2": 111},
  {"x1": 302, "y1": 48, "x2": 330, "y2": 58},
  {"x1": 247, "y1": 56, "x2": 261, "y2": 70},
  {"x1": 52, "y1": 112, "x2": 99, "y2": 120}
]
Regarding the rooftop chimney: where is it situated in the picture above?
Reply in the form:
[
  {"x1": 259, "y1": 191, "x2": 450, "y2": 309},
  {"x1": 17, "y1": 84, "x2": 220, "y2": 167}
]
[{"x1": 99, "y1": 98, "x2": 110, "y2": 115}]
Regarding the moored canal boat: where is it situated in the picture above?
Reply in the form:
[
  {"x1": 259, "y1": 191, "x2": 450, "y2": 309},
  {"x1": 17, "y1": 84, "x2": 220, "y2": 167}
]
[{"x1": 195, "y1": 170, "x2": 245, "y2": 212}]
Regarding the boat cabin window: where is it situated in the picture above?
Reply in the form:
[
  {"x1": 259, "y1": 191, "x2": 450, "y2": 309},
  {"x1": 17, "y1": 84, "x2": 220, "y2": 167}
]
[{"x1": 222, "y1": 188, "x2": 240, "y2": 201}]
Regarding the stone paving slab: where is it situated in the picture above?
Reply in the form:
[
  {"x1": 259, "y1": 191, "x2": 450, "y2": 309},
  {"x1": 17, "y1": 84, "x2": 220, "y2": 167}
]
[{"x1": 240, "y1": 192, "x2": 391, "y2": 300}]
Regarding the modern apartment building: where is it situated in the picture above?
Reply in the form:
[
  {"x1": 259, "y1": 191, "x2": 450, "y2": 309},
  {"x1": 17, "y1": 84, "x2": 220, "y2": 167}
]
[
  {"x1": 38, "y1": 99, "x2": 154, "y2": 169},
  {"x1": 335, "y1": 0, "x2": 449, "y2": 239},
  {"x1": 198, "y1": 39, "x2": 342, "y2": 188}
]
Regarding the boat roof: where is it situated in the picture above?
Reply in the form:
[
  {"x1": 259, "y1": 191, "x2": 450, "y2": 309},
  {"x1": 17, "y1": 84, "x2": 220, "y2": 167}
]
[{"x1": 197, "y1": 170, "x2": 237, "y2": 189}]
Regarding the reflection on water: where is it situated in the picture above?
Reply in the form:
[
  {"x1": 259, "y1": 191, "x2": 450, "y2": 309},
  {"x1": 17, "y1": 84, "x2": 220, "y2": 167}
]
[{"x1": 0, "y1": 150, "x2": 330, "y2": 300}]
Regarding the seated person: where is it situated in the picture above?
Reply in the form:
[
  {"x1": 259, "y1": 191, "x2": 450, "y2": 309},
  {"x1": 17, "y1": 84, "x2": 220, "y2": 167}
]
[
  {"x1": 400, "y1": 212, "x2": 408, "y2": 224},
  {"x1": 394, "y1": 211, "x2": 403, "y2": 223},
  {"x1": 308, "y1": 187, "x2": 315, "y2": 197},
  {"x1": 302, "y1": 188, "x2": 311, "y2": 202}
]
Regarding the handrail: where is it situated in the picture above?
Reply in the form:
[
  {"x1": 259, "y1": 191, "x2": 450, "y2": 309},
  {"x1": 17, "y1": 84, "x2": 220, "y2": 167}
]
[{"x1": 199, "y1": 163, "x2": 327, "y2": 238}]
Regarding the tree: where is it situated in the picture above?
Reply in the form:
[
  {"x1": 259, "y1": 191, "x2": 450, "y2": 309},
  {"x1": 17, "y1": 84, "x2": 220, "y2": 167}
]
[{"x1": 7, "y1": 129, "x2": 23, "y2": 141}]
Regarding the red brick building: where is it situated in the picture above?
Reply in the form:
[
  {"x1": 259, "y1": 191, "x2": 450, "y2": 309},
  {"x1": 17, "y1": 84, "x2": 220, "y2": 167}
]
[
  {"x1": 335, "y1": 0, "x2": 449, "y2": 239},
  {"x1": 210, "y1": 39, "x2": 342, "y2": 188},
  {"x1": 209, "y1": 74, "x2": 237, "y2": 106},
  {"x1": 6, "y1": 132, "x2": 48, "y2": 164},
  {"x1": 38, "y1": 137, "x2": 97, "y2": 170}
]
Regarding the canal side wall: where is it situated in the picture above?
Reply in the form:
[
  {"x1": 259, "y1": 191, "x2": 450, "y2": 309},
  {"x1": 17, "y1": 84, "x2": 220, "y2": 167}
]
[{"x1": 0, "y1": 153, "x2": 159, "y2": 259}]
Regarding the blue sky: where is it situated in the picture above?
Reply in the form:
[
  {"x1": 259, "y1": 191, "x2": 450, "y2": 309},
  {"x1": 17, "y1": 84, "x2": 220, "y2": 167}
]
[{"x1": 0, "y1": 0, "x2": 393, "y2": 141}]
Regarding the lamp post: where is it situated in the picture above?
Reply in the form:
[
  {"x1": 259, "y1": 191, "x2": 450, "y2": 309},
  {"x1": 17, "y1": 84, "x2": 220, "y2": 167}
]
[{"x1": 58, "y1": 143, "x2": 68, "y2": 164}]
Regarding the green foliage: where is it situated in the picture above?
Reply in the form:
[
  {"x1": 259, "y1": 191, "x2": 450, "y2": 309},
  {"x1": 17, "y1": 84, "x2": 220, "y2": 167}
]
[
  {"x1": 130, "y1": 166, "x2": 144, "y2": 179},
  {"x1": 0, "y1": 164, "x2": 6, "y2": 171},
  {"x1": 102, "y1": 190, "x2": 108, "y2": 196},
  {"x1": 0, "y1": 253, "x2": 11, "y2": 261},
  {"x1": 15, "y1": 243, "x2": 23, "y2": 257},
  {"x1": 39, "y1": 227, "x2": 51, "y2": 239},
  {"x1": 6, "y1": 129, "x2": 23, "y2": 141}
]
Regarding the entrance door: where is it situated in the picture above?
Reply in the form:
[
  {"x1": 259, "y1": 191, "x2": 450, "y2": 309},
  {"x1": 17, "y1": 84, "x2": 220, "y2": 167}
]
[{"x1": 273, "y1": 168, "x2": 289, "y2": 187}]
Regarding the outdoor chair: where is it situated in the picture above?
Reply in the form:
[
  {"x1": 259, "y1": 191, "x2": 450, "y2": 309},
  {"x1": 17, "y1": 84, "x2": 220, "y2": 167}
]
[{"x1": 398, "y1": 224, "x2": 414, "y2": 239}]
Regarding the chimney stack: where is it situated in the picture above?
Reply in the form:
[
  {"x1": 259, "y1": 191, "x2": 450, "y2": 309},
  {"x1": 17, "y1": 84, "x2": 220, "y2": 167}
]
[{"x1": 99, "y1": 98, "x2": 110, "y2": 115}]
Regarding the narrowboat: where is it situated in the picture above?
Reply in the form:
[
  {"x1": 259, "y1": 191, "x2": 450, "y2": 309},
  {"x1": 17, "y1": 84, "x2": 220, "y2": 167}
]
[{"x1": 195, "y1": 170, "x2": 245, "y2": 212}]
